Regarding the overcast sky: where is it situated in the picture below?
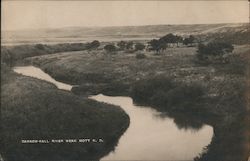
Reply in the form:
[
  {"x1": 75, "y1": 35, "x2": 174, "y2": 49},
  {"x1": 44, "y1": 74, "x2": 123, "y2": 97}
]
[{"x1": 2, "y1": 1, "x2": 249, "y2": 31}]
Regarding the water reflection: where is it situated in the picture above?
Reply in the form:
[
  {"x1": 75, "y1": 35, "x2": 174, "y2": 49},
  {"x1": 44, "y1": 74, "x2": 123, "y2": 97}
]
[
  {"x1": 156, "y1": 112, "x2": 204, "y2": 131},
  {"x1": 194, "y1": 113, "x2": 250, "y2": 161},
  {"x1": 91, "y1": 94, "x2": 213, "y2": 161}
]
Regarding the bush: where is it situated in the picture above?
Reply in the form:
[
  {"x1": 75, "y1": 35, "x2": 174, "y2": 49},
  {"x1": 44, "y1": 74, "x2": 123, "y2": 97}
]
[
  {"x1": 134, "y1": 43, "x2": 145, "y2": 51},
  {"x1": 197, "y1": 41, "x2": 234, "y2": 63},
  {"x1": 104, "y1": 44, "x2": 116, "y2": 53},
  {"x1": 86, "y1": 40, "x2": 100, "y2": 50},
  {"x1": 215, "y1": 54, "x2": 247, "y2": 75},
  {"x1": 183, "y1": 35, "x2": 195, "y2": 46},
  {"x1": 117, "y1": 41, "x2": 126, "y2": 50},
  {"x1": 131, "y1": 76, "x2": 204, "y2": 111},
  {"x1": 35, "y1": 44, "x2": 45, "y2": 50},
  {"x1": 136, "y1": 53, "x2": 146, "y2": 59},
  {"x1": 125, "y1": 41, "x2": 134, "y2": 50}
]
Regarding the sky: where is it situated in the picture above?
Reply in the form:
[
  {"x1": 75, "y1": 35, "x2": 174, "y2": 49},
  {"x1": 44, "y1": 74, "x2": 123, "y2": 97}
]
[{"x1": 1, "y1": 1, "x2": 249, "y2": 31}]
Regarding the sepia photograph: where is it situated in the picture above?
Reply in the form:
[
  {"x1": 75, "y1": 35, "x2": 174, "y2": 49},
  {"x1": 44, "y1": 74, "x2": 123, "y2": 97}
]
[{"x1": 1, "y1": 0, "x2": 250, "y2": 161}]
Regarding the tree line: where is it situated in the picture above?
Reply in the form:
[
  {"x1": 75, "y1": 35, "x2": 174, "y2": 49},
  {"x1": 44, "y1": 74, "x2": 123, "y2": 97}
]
[
  {"x1": 1, "y1": 33, "x2": 234, "y2": 66},
  {"x1": 88, "y1": 33, "x2": 196, "y2": 53},
  {"x1": 99, "y1": 33, "x2": 234, "y2": 63}
]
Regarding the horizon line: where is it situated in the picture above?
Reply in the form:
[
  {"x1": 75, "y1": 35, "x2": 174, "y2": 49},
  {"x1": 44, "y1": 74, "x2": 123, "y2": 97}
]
[{"x1": 2, "y1": 22, "x2": 249, "y2": 32}]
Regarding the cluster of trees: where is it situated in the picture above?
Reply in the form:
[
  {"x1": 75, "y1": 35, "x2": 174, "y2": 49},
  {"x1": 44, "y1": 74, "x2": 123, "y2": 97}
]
[
  {"x1": 159, "y1": 33, "x2": 183, "y2": 46},
  {"x1": 86, "y1": 34, "x2": 196, "y2": 54},
  {"x1": 86, "y1": 40, "x2": 101, "y2": 50},
  {"x1": 117, "y1": 41, "x2": 133, "y2": 50},
  {"x1": 84, "y1": 40, "x2": 146, "y2": 53},
  {"x1": 183, "y1": 35, "x2": 195, "y2": 46},
  {"x1": 148, "y1": 34, "x2": 195, "y2": 53},
  {"x1": 103, "y1": 41, "x2": 146, "y2": 53},
  {"x1": 86, "y1": 38, "x2": 235, "y2": 64}
]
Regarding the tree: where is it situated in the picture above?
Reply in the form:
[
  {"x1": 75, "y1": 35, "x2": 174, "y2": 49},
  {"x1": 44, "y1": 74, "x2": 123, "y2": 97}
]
[
  {"x1": 86, "y1": 40, "x2": 100, "y2": 50},
  {"x1": 183, "y1": 38, "x2": 189, "y2": 46},
  {"x1": 159, "y1": 33, "x2": 176, "y2": 44},
  {"x1": 174, "y1": 35, "x2": 183, "y2": 47},
  {"x1": 148, "y1": 39, "x2": 167, "y2": 53},
  {"x1": 159, "y1": 33, "x2": 183, "y2": 47},
  {"x1": 104, "y1": 44, "x2": 116, "y2": 53},
  {"x1": 126, "y1": 41, "x2": 134, "y2": 50},
  {"x1": 148, "y1": 39, "x2": 160, "y2": 52},
  {"x1": 117, "y1": 41, "x2": 126, "y2": 50},
  {"x1": 183, "y1": 35, "x2": 195, "y2": 46},
  {"x1": 134, "y1": 43, "x2": 145, "y2": 51}
]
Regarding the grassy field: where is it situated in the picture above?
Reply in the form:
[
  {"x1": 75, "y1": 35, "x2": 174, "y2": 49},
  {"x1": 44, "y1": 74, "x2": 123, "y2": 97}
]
[
  {"x1": 1, "y1": 68, "x2": 129, "y2": 161},
  {"x1": 22, "y1": 45, "x2": 250, "y2": 120},
  {"x1": 25, "y1": 45, "x2": 249, "y2": 97},
  {"x1": 1, "y1": 40, "x2": 250, "y2": 161},
  {"x1": 22, "y1": 44, "x2": 250, "y2": 161}
]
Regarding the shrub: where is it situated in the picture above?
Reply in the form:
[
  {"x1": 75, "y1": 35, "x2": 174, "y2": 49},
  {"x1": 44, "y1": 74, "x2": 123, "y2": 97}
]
[
  {"x1": 131, "y1": 76, "x2": 204, "y2": 111},
  {"x1": 86, "y1": 40, "x2": 100, "y2": 50},
  {"x1": 197, "y1": 41, "x2": 234, "y2": 63},
  {"x1": 117, "y1": 41, "x2": 126, "y2": 50},
  {"x1": 104, "y1": 44, "x2": 116, "y2": 53},
  {"x1": 136, "y1": 53, "x2": 146, "y2": 59},
  {"x1": 35, "y1": 44, "x2": 45, "y2": 50},
  {"x1": 215, "y1": 54, "x2": 247, "y2": 75},
  {"x1": 131, "y1": 77, "x2": 177, "y2": 103},
  {"x1": 134, "y1": 43, "x2": 145, "y2": 51},
  {"x1": 125, "y1": 41, "x2": 134, "y2": 50},
  {"x1": 183, "y1": 35, "x2": 195, "y2": 46}
]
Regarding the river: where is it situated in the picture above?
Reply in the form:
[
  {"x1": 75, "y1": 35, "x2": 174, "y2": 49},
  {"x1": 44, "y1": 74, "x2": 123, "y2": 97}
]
[{"x1": 13, "y1": 66, "x2": 213, "y2": 161}]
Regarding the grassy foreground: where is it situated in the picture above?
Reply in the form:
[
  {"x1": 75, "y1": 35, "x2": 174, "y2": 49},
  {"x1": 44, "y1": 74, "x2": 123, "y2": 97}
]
[
  {"x1": 1, "y1": 68, "x2": 129, "y2": 161},
  {"x1": 23, "y1": 44, "x2": 250, "y2": 161}
]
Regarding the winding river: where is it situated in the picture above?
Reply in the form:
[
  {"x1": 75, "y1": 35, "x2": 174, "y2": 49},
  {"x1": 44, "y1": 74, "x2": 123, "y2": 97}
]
[{"x1": 13, "y1": 66, "x2": 213, "y2": 161}]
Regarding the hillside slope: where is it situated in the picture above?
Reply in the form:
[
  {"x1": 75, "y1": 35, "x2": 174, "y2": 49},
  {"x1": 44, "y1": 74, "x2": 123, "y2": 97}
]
[{"x1": 2, "y1": 23, "x2": 249, "y2": 45}]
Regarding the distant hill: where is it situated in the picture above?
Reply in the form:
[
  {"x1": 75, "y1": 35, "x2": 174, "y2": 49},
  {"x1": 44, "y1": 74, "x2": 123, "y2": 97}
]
[{"x1": 2, "y1": 23, "x2": 249, "y2": 45}]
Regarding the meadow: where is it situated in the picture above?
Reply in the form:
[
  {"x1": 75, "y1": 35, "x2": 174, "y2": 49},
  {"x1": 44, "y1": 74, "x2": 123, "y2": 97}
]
[
  {"x1": 22, "y1": 43, "x2": 250, "y2": 161},
  {"x1": 1, "y1": 23, "x2": 250, "y2": 161}
]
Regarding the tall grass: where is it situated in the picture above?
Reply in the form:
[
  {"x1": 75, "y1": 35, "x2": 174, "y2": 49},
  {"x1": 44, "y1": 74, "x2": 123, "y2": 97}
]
[
  {"x1": 131, "y1": 76, "x2": 205, "y2": 112},
  {"x1": 1, "y1": 43, "x2": 87, "y2": 65}
]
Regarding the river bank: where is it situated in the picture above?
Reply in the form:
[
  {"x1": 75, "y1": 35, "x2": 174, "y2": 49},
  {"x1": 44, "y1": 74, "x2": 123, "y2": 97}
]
[
  {"x1": 1, "y1": 67, "x2": 129, "y2": 161},
  {"x1": 8, "y1": 65, "x2": 215, "y2": 161}
]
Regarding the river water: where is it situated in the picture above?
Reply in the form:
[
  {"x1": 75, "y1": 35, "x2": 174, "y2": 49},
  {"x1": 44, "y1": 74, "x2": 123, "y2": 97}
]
[
  {"x1": 13, "y1": 66, "x2": 213, "y2": 161},
  {"x1": 14, "y1": 66, "x2": 73, "y2": 91}
]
